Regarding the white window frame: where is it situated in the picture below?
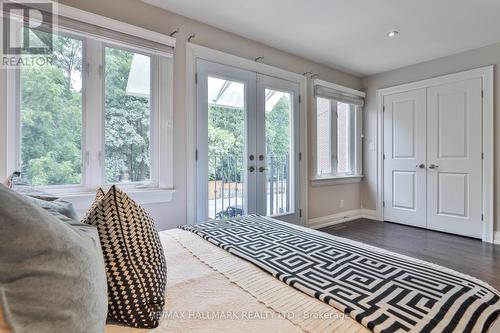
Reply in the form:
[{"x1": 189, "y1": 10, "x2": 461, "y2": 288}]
[
  {"x1": 311, "y1": 79, "x2": 365, "y2": 186},
  {"x1": 3, "y1": 22, "x2": 175, "y2": 208}
]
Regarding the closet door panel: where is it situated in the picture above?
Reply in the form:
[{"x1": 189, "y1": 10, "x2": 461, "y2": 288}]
[
  {"x1": 426, "y1": 78, "x2": 482, "y2": 238},
  {"x1": 383, "y1": 89, "x2": 427, "y2": 227}
]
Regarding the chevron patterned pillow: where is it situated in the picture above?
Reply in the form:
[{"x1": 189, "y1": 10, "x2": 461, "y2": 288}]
[
  {"x1": 82, "y1": 185, "x2": 167, "y2": 328},
  {"x1": 81, "y1": 188, "x2": 105, "y2": 222}
]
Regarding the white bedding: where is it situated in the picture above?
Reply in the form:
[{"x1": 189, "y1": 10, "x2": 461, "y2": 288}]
[{"x1": 105, "y1": 229, "x2": 368, "y2": 333}]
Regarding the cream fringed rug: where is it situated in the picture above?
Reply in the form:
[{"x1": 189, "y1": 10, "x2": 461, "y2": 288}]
[{"x1": 169, "y1": 229, "x2": 369, "y2": 333}]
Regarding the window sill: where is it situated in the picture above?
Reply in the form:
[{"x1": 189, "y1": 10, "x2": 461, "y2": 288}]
[
  {"x1": 51, "y1": 188, "x2": 176, "y2": 211},
  {"x1": 311, "y1": 175, "x2": 363, "y2": 186}
]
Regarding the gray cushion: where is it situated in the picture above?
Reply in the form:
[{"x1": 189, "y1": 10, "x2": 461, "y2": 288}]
[
  {"x1": 6, "y1": 173, "x2": 78, "y2": 220},
  {"x1": 8, "y1": 172, "x2": 57, "y2": 200},
  {"x1": 0, "y1": 185, "x2": 108, "y2": 333},
  {"x1": 23, "y1": 195, "x2": 79, "y2": 221},
  {"x1": 11, "y1": 185, "x2": 58, "y2": 201}
]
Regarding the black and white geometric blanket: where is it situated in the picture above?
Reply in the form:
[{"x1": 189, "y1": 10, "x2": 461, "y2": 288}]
[{"x1": 180, "y1": 215, "x2": 500, "y2": 333}]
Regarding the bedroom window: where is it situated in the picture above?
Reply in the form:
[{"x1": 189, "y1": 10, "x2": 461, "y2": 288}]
[
  {"x1": 104, "y1": 47, "x2": 152, "y2": 184},
  {"x1": 313, "y1": 80, "x2": 365, "y2": 184},
  {"x1": 9, "y1": 19, "x2": 173, "y2": 193},
  {"x1": 19, "y1": 33, "x2": 84, "y2": 186}
]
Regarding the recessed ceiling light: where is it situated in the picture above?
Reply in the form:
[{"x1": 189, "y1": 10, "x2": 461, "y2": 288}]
[{"x1": 386, "y1": 30, "x2": 399, "y2": 37}]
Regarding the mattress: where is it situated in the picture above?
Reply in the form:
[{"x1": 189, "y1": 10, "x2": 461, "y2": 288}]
[{"x1": 105, "y1": 229, "x2": 368, "y2": 333}]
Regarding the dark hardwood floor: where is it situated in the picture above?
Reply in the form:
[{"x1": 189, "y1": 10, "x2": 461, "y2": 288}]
[{"x1": 320, "y1": 219, "x2": 500, "y2": 290}]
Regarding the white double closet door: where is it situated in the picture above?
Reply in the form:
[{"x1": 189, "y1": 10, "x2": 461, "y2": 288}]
[{"x1": 383, "y1": 78, "x2": 483, "y2": 238}]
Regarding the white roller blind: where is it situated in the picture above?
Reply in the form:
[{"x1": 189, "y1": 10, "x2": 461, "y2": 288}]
[
  {"x1": 16, "y1": 2, "x2": 175, "y2": 57},
  {"x1": 55, "y1": 15, "x2": 174, "y2": 57},
  {"x1": 315, "y1": 84, "x2": 364, "y2": 107}
]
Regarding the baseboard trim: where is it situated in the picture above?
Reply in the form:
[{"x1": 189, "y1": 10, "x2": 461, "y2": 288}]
[
  {"x1": 308, "y1": 209, "x2": 378, "y2": 230},
  {"x1": 309, "y1": 211, "x2": 500, "y2": 243},
  {"x1": 494, "y1": 232, "x2": 500, "y2": 245},
  {"x1": 361, "y1": 209, "x2": 378, "y2": 220}
]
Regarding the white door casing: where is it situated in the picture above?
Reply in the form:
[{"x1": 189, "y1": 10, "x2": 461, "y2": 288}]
[
  {"x1": 426, "y1": 78, "x2": 482, "y2": 238},
  {"x1": 383, "y1": 89, "x2": 427, "y2": 228}
]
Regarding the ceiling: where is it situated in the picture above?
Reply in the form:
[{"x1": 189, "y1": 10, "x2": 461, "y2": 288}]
[{"x1": 142, "y1": 0, "x2": 500, "y2": 76}]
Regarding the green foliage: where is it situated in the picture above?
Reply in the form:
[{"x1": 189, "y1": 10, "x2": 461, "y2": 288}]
[
  {"x1": 266, "y1": 97, "x2": 290, "y2": 172},
  {"x1": 208, "y1": 105, "x2": 244, "y2": 181},
  {"x1": 20, "y1": 35, "x2": 82, "y2": 186},
  {"x1": 208, "y1": 96, "x2": 291, "y2": 182},
  {"x1": 104, "y1": 48, "x2": 150, "y2": 183}
]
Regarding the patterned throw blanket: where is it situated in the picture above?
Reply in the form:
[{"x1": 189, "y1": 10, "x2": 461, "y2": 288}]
[{"x1": 180, "y1": 215, "x2": 500, "y2": 333}]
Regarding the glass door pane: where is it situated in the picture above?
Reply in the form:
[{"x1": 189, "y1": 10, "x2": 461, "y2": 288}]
[
  {"x1": 264, "y1": 89, "x2": 293, "y2": 216},
  {"x1": 196, "y1": 59, "x2": 257, "y2": 222},
  {"x1": 207, "y1": 76, "x2": 247, "y2": 219},
  {"x1": 256, "y1": 75, "x2": 300, "y2": 223}
]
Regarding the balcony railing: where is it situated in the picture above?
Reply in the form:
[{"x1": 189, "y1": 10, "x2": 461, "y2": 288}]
[{"x1": 208, "y1": 154, "x2": 291, "y2": 219}]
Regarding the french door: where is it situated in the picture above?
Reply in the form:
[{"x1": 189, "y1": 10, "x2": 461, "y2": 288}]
[
  {"x1": 383, "y1": 78, "x2": 483, "y2": 238},
  {"x1": 196, "y1": 59, "x2": 300, "y2": 224}
]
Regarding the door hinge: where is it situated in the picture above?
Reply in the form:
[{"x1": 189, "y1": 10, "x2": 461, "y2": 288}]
[
  {"x1": 383, "y1": 154, "x2": 386, "y2": 160},
  {"x1": 84, "y1": 62, "x2": 90, "y2": 76},
  {"x1": 481, "y1": 214, "x2": 484, "y2": 221},
  {"x1": 299, "y1": 152, "x2": 302, "y2": 161},
  {"x1": 298, "y1": 95, "x2": 301, "y2": 104},
  {"x1": 299, "y1": 209, "x2": 302, "y2": 218},
  {"x1": 383, "y1": 105, "x2": 385, "y2": 112},
  {"x1": 383, "y1": 201, "x2": 385, "y2": 207},
  {"x1": 481, "y1": 90, "x2": 484, "y2": 98},
  {"x1": 195, "y1": 73, "x2": 198, "y2": 84},
  {"x1": 481, "y1": 152, "x2": 484, "y2": 160},
  {"x1": 195, "y1": 149, "x2": 198, "y2": 161}
]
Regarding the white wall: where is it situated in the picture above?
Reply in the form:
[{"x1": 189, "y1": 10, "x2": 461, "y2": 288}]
[
  {"x1": 362, "y1": 42, "x2": 500, "y2": 233},
  {"x1": 46, "y1": 0, "x2": 363, "y2": 229}
]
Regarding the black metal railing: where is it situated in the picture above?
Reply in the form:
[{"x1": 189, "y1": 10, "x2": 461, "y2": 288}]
[{"x1": 208, "y1": 154, "x2": 290, "y2": 219}]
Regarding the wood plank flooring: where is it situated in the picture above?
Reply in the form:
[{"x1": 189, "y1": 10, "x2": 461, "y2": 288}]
[{"x1": 320, "y1": 219, "x2": 500, "y2": 289}]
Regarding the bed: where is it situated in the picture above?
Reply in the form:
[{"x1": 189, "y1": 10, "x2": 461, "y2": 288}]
[
  {"x1": 106, "y1": 228, "x2": 368, "y2": 333},
  {"x1": 106, "y1": 216, "x2": 500, "y2": 333}
]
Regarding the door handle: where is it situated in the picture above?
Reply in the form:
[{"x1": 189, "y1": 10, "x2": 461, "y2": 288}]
[
  {"x1": 428, "y1": 164, "x2": 439, "y2": 169},
  {"x1": 416, "y1": 164, "x2": 425, "y2": 169},
  {"x1": 259, "y1": 166, "x2": 268, "y2": 173},
  {"x1": 248, "y1": 166, "x2": 255, "y2": 172}
]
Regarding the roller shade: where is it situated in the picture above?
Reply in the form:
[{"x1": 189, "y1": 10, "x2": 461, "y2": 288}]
[
  {"x1": 5, "y1": 2, "x2": 175, "y2": 57},
  {"x1": 55, "y1": 15, "x2": 174, "y2": 57},
  {"x1": 315, "y1": 84, "x2": 364, "y2": 107}
]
